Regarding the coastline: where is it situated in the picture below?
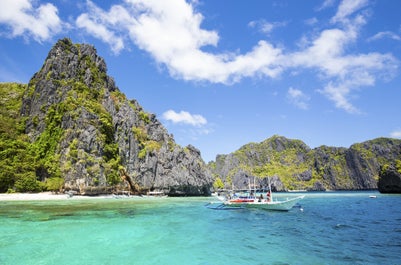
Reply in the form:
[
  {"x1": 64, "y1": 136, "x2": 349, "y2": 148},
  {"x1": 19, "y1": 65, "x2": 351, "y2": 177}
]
[
  {"x1": 0, "y1": 192, "x2": 114, "y2": 201},
  {"x1": 0, "y1": 190, "x2": 384, "y2": 202}
]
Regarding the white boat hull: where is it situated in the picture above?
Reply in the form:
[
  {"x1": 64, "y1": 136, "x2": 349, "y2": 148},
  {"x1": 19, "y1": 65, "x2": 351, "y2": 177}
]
[{"x1": 225, "y1": 195, "x2": 305, "y2": 211}]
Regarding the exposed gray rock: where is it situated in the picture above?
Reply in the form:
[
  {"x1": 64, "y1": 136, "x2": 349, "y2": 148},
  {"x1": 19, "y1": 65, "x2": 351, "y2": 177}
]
[
  {"x1": 378, "y1": 165, "x2": 401, "y2": 193},
  {"x1": 20, "y1": 38, "x2": 212, "y2": 196},
  {"x1": 297, "y1": 170, "x2": 312, "y2": 181},
  {"x1": 311, "y1": 181, "x2": 326, "y2": 191},
  {"x1": 345, "y1": 147, "x2": 377, "y2": 189},
  {"x1": 210, "y1": 135, "x2": 401, "y2": 191}
]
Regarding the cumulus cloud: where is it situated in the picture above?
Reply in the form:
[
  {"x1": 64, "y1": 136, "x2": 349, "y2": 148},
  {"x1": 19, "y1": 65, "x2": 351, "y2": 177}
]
[
  {"x1": 286, "y1": 0, "x2": 397, "y2": 113},
  {"x1": 75, "y1": 0, "x2": 283, "y2": 83},
  {"x1": 71, "y1": 0, "x2": 398, "y2": 113},
  {"x1": 162, "y1": 110, "x2": 207, "y2": 127},
  {"x1": 0, "y1": 0, "x2": 64, "y2": 42},
  {"x1": 76, "y1": 1, "x2": 131, "y2": 54},
  {"x1": 76, "y1": 14, "x2": 124, "y2": 54},
  {"x1": 287, "y1": 23, "x2": 393, "y2": 114},
  {"x1": 287, "y1": 87, "x2": 310, "y2": 110}
]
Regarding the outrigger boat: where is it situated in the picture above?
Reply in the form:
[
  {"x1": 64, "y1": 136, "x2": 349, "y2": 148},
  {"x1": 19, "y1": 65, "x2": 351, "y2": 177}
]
[
  {"x1": 209, "y1": 177, "x2": 304, "y2": 211},
  {"x1": 224, "y1": 192, "x2": 304, "y2": 211}
]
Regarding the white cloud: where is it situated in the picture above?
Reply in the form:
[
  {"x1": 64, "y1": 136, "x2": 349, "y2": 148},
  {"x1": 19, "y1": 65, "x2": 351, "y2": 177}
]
[
  {"x1": 368, "y1": 31, "x2": 401, "y2": 42},
  {"x1": 286, "y1": 0, "x2": 397, "y2": 113},
  {"x1": 76, "y1": 0, "x2": 130, "y2": 54},
  {"x1": 331, "y1": 0, "x2": 369, "y2": 24},
  {"x1": 0, "y1": 0, "x2": 64, "y2": 42},
  {"x1": 248, "y1": 19, "x2": 286, "y2": 35},
  {"x1": 390, "y1": 129, "x2": 401, "y2": 139},
  {"x1": 76, "y1": 14, "x2": 124, "y2": 54},
  {"x1": 75, "y1": 0, "x2": 283, "y2": 83},
  {"x1": 318, "y1": 82, "x2": 358, "y2": 113},
  {"x1": 316, "y1": 0, "x2": 336, "y2": 11},
  {"x1": 125, "y1": 0, "x2": 284, "y2": 83},
  {"x1": 287, "y1": 87, "x2": 310, "y2": 110},
  {"x1": 162, "y1": 110, "x2": 207, "y2": 127},
  {"x1": 75, "y1": 0, "x2": 398, "y2": 114}
]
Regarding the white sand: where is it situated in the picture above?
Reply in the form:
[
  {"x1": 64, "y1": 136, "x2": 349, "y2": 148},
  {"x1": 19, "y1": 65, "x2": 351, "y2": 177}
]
[{"x1": 0, "y1": 192, "x2": 114, "y2": 201}]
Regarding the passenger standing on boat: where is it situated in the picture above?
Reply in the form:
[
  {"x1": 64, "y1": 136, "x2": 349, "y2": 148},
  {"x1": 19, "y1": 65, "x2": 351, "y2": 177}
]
[{"x1": 266, "y1": 191, "x2": 271, "y2": 202}]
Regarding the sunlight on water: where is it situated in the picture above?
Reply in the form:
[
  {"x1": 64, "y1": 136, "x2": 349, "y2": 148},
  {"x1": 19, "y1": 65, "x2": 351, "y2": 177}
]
[{"x1": 0, "y1": 192, "x2": 400, "y2": 265}]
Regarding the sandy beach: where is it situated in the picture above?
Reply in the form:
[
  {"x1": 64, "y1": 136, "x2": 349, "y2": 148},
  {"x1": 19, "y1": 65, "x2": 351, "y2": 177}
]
[{"x1": 0, "y1": 192, "x2": 114, "y2": 201}]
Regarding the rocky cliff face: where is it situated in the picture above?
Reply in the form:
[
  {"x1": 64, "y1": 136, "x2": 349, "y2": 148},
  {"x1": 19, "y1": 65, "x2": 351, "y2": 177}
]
[
  {"x1": 378, "y1": 164, "x2": 401, "y2": 193},
  {"x1": 3, "y1": 39, "x2": 400, "y2": 195},
  {"x1": 20, "y1": 38, "x2": 212, "y2": 195},
  {"x1": 210, "y1": 135, "x2": 401, "y2": 191}
]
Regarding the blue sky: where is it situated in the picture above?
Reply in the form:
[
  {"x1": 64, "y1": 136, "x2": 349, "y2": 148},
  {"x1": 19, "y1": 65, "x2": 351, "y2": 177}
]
[{"x1": 1, "y1": 0, "x2": 401, "y2": 162}]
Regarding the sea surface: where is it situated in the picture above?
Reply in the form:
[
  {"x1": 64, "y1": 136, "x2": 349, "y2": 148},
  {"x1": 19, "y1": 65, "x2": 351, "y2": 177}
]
[{"x1": 0, "y1": 191, "x2": 400, "y2": 265}]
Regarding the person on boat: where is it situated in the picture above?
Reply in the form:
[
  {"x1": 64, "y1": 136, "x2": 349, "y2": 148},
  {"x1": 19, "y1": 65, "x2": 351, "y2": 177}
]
[
  {"x1": 266, "y1": 191, "x2": 271, "y2": 202},
  {"x1": 258, "y1": 194, "x2": 263, "y2": 202}
]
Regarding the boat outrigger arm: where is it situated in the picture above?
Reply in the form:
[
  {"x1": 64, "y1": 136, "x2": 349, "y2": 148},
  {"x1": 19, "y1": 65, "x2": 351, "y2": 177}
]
[{"x1": 204, "y1": 201, "x2": 245, "y2": 210}]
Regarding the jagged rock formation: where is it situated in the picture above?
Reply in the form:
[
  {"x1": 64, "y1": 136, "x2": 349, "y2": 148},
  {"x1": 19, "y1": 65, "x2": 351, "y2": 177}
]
[
  {"x1": 209, "y1": 135, "x2": 401, "y2": 191},
  {"x1": 2, "y1": 38, "x2": 400, "y2": 195},
  {"x1": 378, "y1": 164, "x2": 401, "y2": 193},
  {"x1": 19, "y1": 38, "x2": 212, "y2": 195}
]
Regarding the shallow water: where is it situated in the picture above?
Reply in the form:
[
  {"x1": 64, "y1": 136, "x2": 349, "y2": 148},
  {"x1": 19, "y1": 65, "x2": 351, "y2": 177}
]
[{"x1": 0, "y1": 192, "x2": 400, "y2": 265}]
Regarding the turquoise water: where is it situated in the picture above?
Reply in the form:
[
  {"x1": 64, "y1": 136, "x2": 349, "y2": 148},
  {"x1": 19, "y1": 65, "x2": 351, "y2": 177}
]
[{"x1": 0, "y1": 192, "x2": 400, "y2": 265}]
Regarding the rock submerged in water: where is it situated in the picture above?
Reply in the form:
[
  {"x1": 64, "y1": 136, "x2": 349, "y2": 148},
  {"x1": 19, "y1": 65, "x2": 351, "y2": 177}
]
[{"x1": 378, "y1": 165, "x2": 401, "y2": 193}]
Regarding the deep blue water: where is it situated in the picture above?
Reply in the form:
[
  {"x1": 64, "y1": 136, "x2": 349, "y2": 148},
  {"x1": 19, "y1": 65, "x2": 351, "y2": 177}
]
[{"x1": 0, "y1": 192, "x2": 400, "y2": 265}]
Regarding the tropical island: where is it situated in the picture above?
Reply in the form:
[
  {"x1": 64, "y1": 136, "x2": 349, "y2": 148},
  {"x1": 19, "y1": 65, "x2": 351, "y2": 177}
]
[{"x1": 1, "y1": 38, "x2": 400, "y2": 196}]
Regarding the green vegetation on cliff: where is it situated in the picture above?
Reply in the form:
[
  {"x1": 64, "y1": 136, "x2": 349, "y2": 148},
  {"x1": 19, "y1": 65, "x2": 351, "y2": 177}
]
[
  {"x1": 0, "y1": 39, "x2": 123, "y2": 192},
  {"x1": 0, "y1": 38, "x2": 213, "y2": 196},
  {"x1": 0, "y1": 83, "x2": 33, "y2": 192},
  {"x1": 210, "y1": 135, "x2": 401, "y2": 191},
  {"x1": 0, "y1": 83, "x2": 64, "y2": 192}
]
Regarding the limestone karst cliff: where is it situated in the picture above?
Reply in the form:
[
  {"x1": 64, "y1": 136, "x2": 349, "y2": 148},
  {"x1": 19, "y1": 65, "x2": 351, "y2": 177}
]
[
  {"x1": 1, "y1": 39, "x2": 401, "y2": 194},
  {"x1": 5, "y1": 38, "x2": 212, "y2": 195},
  {"x1": 378, "y1": 163, "x2": 401, "y2": 193},
  {"x1": 209, "y1": 135, "x2": 401, "y2": 191}
]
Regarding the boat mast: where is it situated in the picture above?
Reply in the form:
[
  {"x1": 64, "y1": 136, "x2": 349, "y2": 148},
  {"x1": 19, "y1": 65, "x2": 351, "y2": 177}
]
[
  {"x1": 268, "y1": 176, "x2": 273, "y2": 202},
  {"x1": 248, "y1": 179, "x2": 251, "y2": 195},
  {"x1": 253, "y1": 176, "x2": 256, "y2": 195}
]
